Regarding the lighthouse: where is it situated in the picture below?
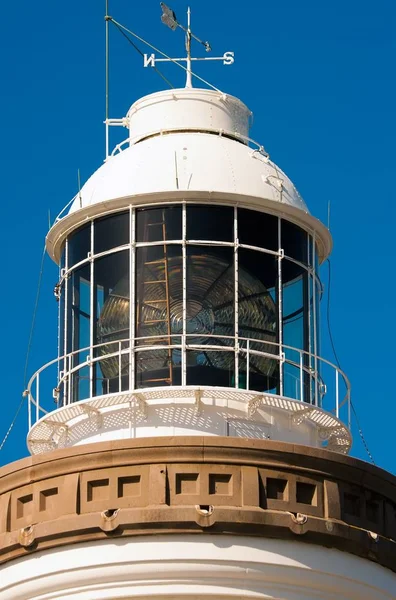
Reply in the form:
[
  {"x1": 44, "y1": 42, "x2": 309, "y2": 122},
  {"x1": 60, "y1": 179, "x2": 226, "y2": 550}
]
[{"x1": 0, "y1": 6, "x2": 395, "y2": 599}]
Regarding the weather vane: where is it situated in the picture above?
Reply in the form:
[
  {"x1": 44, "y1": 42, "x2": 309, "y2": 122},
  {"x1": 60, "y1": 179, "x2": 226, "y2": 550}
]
[{"x1": 143, "y1": 4, "x2": 235, "y2": 87}]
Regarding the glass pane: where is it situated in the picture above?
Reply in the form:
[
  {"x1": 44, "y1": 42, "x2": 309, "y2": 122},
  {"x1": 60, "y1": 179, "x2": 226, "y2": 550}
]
[
  {"x1": 60, "y1": 245, "x2": 66, "y2": 271},
  {"x1": 94, "y1": 250, "x2": 130, "y2": 396},
  {"x1": 136, "y1": 206, "x2": 182, "y2": 242},
  {"x1": 186, "y1": 245, "x2": 234, "y2": 336},
  {"x1": 281, "y1": 220, "x2": 308, "y2": 264},
  {"x1": 238, "y1": 248, "x2": 278, "y2": 392},
  {"x1": 308, "y1": 235, "x2": 314, "y2": 267},
  {"x1": 68, "y1": 264, "x2": 90, "y2": 354},
  {"x1": 59, "y1": 280, "x2": 65, "y2": 357},
  {"x1": 68, "y1": 224, "x2": 91, "y2": 266},
  {"x1": 136, "y1": 244, "x2": 182, "y2": 343},
  {"x1": 315, "y1": 275, "x2": 321, "y2": 358},
  {"x1": 94, "y1": 211, "x2": 129, "y2": 254},
  {"x1": 136, "y1": 349, "x2": 181, "y2": 388},
  {"x1": 282, "y1": 260, "x2": 310, "y2": 401},
  {"x1": 186, "y1": 245, "x2": 234, "y2": 386},
  {"x1": 67, "y1": 264, "x2": 91, "y2": 402},
  {"x1": 186, "y1": 350, "x2": 234, "y2": 387},
  {"x1": 187, "y1": 205, "x2": 233, "y2": 242},
  {"x1": 238, "y1": 208, "x2": 278, "y2": 250},
  {"x1": 315, "y1": 242, "x2": 320, "y2": 273},
  {"x1": 282, "y1": 263, "x2": 306, "y2": 350},
  {"x1": 136, "y1": 244, "x2": 182, "y2": 386}
]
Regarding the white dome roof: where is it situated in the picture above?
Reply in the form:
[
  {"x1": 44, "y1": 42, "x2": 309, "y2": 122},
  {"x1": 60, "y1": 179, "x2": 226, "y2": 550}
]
[
  {"x1": 48, "y1": 87, "x2": 332, "y2": 263},
  {"x1": 69, "y1": 132, "x2": 308, "y2": 214}
]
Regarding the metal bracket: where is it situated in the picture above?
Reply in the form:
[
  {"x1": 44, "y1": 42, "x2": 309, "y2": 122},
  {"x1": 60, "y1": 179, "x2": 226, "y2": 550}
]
[
  {"x1": 28, "y1": 439, "x2": 57, "y2": 448},
  {"x1": 81, "y1": 403, "x2": 103, "y2": 428},
  {"x1": 247, "y1": 394, "x2": 264, "y2": 417},
  {"x1": 318, "y1": 425, "x2": 347, "y2": 441},
  {"x1": 133, "y1": 393, "x2": 148, "y2": 419},
  {"x1": 42, "y1": 420, "x2": 69, "y2": 446},
  {"x1": 292, "y1": 407, "x2": 318, "y2": 426},
  {"x1": 194, "y1": 389, "x2": 203, "y2": 415}
]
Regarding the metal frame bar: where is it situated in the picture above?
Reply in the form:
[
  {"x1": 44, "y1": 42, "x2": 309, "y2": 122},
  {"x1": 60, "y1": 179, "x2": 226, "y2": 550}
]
[
  {"x1": 89, "y1": 220, "x2": 94, "y2": 398},
  {"x1": 313, "y1": 231, "x2": 319, "y2": 406},
  {"x1": 182, "y1": 202, "x2": 187, "y2": 385},
  {"x1": 63, "y1": 239, "x2": 69, "y2": 407},
  {"x1": 278, "y1": 217, "x2": 284, "y2": 396},
  {"x1": 234, "y1": 206, "x2": 239, "y2": 388},
  {"x1": 130, "y1": 206, "x2": 135, "y2": 390}
]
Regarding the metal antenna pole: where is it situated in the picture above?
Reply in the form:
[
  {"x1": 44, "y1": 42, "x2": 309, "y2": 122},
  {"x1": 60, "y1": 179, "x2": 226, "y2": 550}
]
[
  {"x1": 185, "y1": 7, "x2": 192, "y2": 88},
  {"x1": 105, "y1": 0, "x2": 110, "y2": 159}
]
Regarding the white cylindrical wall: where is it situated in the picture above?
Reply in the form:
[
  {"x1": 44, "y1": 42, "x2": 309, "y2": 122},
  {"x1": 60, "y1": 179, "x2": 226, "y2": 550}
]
[
  {"x1": 1, "y1": 535, "x2": 394, "y2": 599},
  {"x1": 127, "y1": 88, "x2": 251, "y2": 144}
]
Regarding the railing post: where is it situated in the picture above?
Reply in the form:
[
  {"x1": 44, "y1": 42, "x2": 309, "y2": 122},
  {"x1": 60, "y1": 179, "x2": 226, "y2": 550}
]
[
  {"x1": 67, "y1": 354, "x2": 72, "y2": 406},
  {"x1": 335, "y1": 369, "x2": 339, "y2": 418},
  {"x1": 348, "y1": 388, "x2": 351, "y2": 430},
  {"x1": 118, "y1": 341, "x2": 122, "y2": 392},
  {"x1": 36, "y1": 372, "x2": 40, "y2": 423},
  {"x1": 246, "y1": 339, "x2": 250, "y2": 390},
  {"x1": 299, "y1": 352, "x2": 304, "y2": 402},
  {"x1": 28, "y1": 389, "x2": 32, "y2": 430}
]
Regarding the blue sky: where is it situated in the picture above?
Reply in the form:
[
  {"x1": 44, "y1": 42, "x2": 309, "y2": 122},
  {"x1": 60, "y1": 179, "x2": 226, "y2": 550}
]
[{"x1": 0, "y1": 0, "x2": 395, "y2": 473}]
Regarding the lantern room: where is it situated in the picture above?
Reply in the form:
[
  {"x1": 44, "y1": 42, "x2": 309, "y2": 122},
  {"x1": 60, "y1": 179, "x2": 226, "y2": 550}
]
[{"x1": 27, "y1": 88, "x2": 350, "y2": 454}]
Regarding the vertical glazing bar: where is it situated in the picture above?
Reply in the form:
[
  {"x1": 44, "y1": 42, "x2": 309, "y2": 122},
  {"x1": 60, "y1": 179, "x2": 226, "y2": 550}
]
[
  {"x1": 234, "y1": 206, "x2": 239, "y2": 388},
  {"x1": 246, "y1": 339, "x2": 250, "y2": 390},
  {"x1": 335, "y1": 369, "x2": 339, "y2": 418},
  {"x1": 300, "y1": 351, "x2": 304, "y2": 402},
  {"x1": 130, "y1": 207, "x2": 135, "y2": 390},
  {"x1": 278, "y1": 218, "x2": 283, "y2": 396},
  {"x1": 105, "y1": 0, "x2": 110, "y2": 159},
  {"x1": 36, "y1": 373, "x2": 40, "y2": 423},
  {"x1": 307, "y1": 270, "x2": 312, "y2": 405},
  {"x1": 89, "y1": 220, "x2": 94, "y2": 399},
  {"x1": 63, "y1": 239, "x2": 69, "y2": 408},
  {"x1": 182, "y1": 203, "x2": 187, "y2": 386},
  {"x1": 312, "y1": 233, "x2": 319, "y2": 406}
]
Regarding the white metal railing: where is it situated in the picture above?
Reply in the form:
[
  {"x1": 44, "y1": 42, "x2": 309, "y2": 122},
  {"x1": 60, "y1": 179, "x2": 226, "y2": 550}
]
[
  {"x1": 27, "y1": 335, "x2": 351, "y2": 432},
  {"x1": 109, "y1": 129, "x2": 270, "y2": 159}
]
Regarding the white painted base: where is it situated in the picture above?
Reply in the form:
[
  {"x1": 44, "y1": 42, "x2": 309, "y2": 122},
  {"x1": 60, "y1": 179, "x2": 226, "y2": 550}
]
[{"x1": 1, "y1": 535, "x2": 394, "y2": 599}]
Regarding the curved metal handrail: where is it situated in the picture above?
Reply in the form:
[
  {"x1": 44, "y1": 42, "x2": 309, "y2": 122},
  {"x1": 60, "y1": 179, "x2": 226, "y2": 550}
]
[
  {"x1": 27, "y1": 334, "x2": 351, "y2": 432},
  {"x1": 109, "y1": 129, "x2": 270, "y2": 159}
]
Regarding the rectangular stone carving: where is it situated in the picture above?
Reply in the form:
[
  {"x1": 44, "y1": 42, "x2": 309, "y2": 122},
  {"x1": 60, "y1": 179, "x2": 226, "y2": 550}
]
[
  {"x1": 168, "y1": 464, "x2": 241, "y2": 506},
  {"x1": 259, "y1": 469, "x2": 290, "y2": 511},
  {"x1": 176, "y1": 473, "x2": 199, "y2": 495},
  {"x1": 9, "y1": 474, "x2": 78, "y2": 529},
  {"x1": 17, "y1": 493, "x2": 33, "y2": 520},
  {"x1": 209, "y1": 473, "x2": 232, "y2": 495},
  {"x1": 80, "y1": 466, "x2": 149, "y2": 513},
  {"x1": 259, "y1": 469, "x2": 324, "y2": 517},
  {"x1": 341, "y1": 484, "x2": 364, "y2": 528},
  {"x1": 87, "y1": 479, "x2": 110, "y2": 503},
  {"x1": 39, "y1": 488, "x2": 58, "y2": 513},
  {"x1": 385, "y1": 501, "x2": 396, "y2": 540},
  {"x1": 294, "y1": 475, "x2": 323, "y2": 517}
]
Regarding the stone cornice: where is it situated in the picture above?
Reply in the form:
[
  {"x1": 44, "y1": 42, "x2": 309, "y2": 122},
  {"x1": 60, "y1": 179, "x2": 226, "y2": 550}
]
[{"x1": 0, "y1": 437, "x2": 395, "y2": 571}]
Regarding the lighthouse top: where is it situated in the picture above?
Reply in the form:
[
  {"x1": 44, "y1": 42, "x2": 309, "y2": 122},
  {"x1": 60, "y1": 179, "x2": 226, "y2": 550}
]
[
  {"x1": 66, "y1": 87, "x2": 307, "y2": 214},
  {"x1": 47, "y1": 85, "x2": 332, "y2": 263}
]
